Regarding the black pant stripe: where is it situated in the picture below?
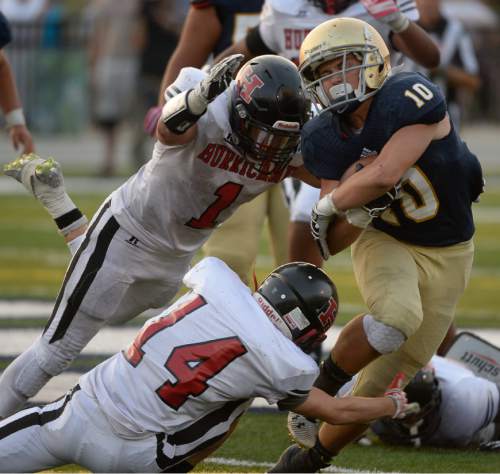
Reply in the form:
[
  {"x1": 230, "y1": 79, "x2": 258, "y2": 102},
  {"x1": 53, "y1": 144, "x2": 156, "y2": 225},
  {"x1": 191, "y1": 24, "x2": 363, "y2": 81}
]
[
  {"x1": 49, "y1": 212, "x2": 119, "y2": 343},
  {"x1": 167, "y1": 399, "x2": 248, "y2": 445},
  {"x1": 44, "y1": 201, "x2": 111, "y2": 336},
  {"x1": 155, "y1": 400, "x2": 248, "y2": 470},
  {"x1": 0, "y1": 385, "x2": 81, "y2": 441}
]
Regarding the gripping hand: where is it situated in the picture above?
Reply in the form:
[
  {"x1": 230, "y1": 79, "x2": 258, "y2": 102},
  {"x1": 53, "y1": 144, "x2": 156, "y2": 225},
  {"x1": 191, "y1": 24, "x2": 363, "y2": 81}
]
[
  {"x1": 161, "y1": 54, "x2": 244, "y2": 134},
  {"x1": 384, "y1": 372, "x2": 420, "y2": 419},
  {"x1": 310, "y1": 192, "x2": 341, "y2": 260},
  {"x1": 194, "y1": 54, "x2": 244, "y2": 105},
  {"x1": 360, "y1": 0, "x2": 410, "y2": 33}
]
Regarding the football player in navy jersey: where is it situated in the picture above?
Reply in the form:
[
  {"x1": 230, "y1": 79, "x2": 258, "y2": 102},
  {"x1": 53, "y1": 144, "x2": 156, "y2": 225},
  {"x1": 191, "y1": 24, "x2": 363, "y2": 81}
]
[{"x1": 270, "y1": 17, "x2": 483, "y2": 472}]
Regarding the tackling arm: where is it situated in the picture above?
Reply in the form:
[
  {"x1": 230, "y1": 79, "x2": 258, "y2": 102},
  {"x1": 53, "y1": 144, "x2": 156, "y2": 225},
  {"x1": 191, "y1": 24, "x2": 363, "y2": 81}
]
[
  {"x1": 157, "y1": 54, "x2": 244, "y2": 146},
  {"x1": 294, "y1": 387, "x2": 397, "y2": 425}
]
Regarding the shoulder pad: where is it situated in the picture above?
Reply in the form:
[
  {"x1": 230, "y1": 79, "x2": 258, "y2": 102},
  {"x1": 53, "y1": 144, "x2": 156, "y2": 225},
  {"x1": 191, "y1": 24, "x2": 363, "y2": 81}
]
[
  {"x1": 301, "y1": 113, "x2": 352, "y2": 180},
  {"x1": 380, "y1": 73, "x2": 447, "y2": 130}
]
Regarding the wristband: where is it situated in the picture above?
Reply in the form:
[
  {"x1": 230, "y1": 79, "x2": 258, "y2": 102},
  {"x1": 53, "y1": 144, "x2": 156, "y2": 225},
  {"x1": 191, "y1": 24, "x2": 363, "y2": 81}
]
[
  {"x1": 389, "y1": 14, "x2": 410, "y2": 34},
  {"x1": 5, "y1": 108, "x2": 26, "y2": 128}
]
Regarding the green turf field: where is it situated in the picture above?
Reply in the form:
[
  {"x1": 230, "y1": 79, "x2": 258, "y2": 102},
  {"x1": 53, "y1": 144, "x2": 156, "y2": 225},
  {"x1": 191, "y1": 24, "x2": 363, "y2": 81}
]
[
  {"x1": 2, "y1": 186, "x2": 500, "y2": 328},
  {"x1": 3, "y1": 179, "x2": 500, "y2": 473},
  {"x1": 44, "y1": 411, "x2": 499, "y2": 473}
]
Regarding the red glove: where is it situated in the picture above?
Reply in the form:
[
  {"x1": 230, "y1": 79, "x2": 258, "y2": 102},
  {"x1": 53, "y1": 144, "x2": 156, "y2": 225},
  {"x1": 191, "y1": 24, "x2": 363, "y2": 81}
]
[
  {"x1": 384, "y1": 372, "x2": 420, "y2": 419},
  {"x1": 360, "y1": 0, "x2": 410, "y2": 33},
  {"x1": 144, "y1": 105, "x2": 162, "y2": 137}
]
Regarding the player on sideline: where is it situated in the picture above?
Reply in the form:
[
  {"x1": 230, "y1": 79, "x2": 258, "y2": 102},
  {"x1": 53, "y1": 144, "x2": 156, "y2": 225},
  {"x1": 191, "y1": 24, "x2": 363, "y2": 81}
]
[
  {"x1": 0, "y1": 257, "x2": 417, "y2": 472},
  {"x1": 270, "y1": 17, "x2": 483, "y2": 472},
  {"x1": 0, "y1": 54, "x2": 316, "y2": 419}
]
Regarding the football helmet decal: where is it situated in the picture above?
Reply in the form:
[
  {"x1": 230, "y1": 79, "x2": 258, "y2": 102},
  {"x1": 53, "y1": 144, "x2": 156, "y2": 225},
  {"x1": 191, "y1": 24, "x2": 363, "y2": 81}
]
[
  {"x1": 228, "y1": 55, "x2": 310, "y2": 173},
  {"x1": 299, "y1": 17, "x2": 391, "y2": 114},
  {"x1": 254, "y1": 262, "x2": 339, "y2": 352}
]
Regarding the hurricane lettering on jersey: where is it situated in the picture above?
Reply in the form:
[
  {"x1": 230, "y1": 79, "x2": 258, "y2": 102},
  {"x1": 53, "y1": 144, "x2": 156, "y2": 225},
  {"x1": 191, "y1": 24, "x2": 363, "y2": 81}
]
[
  {"x1": 284, "y1": 28, "x2": 312, "y2": 52},
  {"x1": 197, "y1": 144, "x2": 294, "y2": 183}
]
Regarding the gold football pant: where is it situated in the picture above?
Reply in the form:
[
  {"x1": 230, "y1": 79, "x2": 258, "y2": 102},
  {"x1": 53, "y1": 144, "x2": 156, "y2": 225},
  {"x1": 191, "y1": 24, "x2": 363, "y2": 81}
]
[
  {"x1": 350, "y1": 228, "x2": 474, "y2": 396},
  {"x1": 203, "y1": 184, "x2": 289, "y2": 284}
]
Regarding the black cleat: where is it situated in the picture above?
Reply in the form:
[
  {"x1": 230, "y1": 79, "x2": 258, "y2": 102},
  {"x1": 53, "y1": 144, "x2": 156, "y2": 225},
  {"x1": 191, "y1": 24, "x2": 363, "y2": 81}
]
[{"x1": 268, "y1": 443, "x2": 330, "y2": 473}]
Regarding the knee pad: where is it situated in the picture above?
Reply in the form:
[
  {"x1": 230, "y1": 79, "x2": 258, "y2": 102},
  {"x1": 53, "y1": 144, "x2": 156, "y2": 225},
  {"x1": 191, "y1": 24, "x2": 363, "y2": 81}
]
[{"x1": 362, "y1": 314, "x2": 406, "y2": 354}]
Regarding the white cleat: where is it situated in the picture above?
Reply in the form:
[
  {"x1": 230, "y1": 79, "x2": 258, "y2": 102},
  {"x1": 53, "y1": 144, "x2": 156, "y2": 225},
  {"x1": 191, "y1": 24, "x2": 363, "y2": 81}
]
[
  {"x1": 287, "y1": 411, "x2": 319, "y2": 449},
  {"x1": 4, "y1": 153, "x2": 64, "y2": 200}
]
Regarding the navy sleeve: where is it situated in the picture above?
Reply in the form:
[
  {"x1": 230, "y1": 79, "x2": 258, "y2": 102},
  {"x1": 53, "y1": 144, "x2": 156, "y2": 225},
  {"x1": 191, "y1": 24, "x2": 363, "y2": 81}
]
[
  {"x1": 190, "y1": 0, "x2": 213, "y2": 8},
  {"x1": 302, "y1": 116, "x2": 346, "y2": 181},
  {"x1": 386, "y1": 73, "x2": 447, "y2": 132},
  {"x1": 0, "y1": 12, "x2": 12, "y2": 49}
]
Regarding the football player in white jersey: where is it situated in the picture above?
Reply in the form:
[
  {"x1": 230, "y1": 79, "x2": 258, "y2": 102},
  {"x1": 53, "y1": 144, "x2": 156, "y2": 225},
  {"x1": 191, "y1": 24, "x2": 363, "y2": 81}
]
[
  {"x1": 371, "y1": 356, "x2": 500, "y2": 449},
  {"x1": 214, "y1": 0, "x2": 440, "y2": 268},
  {"x1": 0, "y1": 54, "x2": 318, "y2": 419},
  {"x1": 0, "y1": 257, "x2": 416, "y2": 473}
]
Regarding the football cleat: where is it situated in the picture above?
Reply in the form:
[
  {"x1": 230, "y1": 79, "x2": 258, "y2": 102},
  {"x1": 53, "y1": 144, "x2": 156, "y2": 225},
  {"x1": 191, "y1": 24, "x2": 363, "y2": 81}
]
[
  {"x1": 479, "y1": 440, "x2": 500, "y2": 452},
  {"x1": 287, "y1": 412, "x2": 319, "y2": 449},
  {"x1": 4, "y1": 154, "x2": 63, "y2": 197},
  {"x1": 268, "y1": 442, "x2": 331, "y2": 473},
  {"x1": 3, "y1": 153, "x2": 81, "y2": 225}
]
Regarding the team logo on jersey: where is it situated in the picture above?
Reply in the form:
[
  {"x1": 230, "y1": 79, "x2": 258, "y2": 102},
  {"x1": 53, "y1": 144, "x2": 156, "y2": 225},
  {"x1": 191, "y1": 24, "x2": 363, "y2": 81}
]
[
  {"x1": 318, "y1": 296, "x2": 338, "y2": 331},
  {"x1": 238, "y1": 67, "x2": 264, "y2": 104}
]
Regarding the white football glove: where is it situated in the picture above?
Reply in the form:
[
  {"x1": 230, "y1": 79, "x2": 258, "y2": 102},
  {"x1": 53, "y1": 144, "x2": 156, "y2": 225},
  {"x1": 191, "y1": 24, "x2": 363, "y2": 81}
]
[
  {"x1": 345, "y1": 181, "x2": 401, "y2": 229},
  {"x1": 192, "y1": 54, "x2": 244, "y2": 110},
  {"x1": 287, "y1": 412, "x2": 319, "y2": 449},
  {"x1": 360, "y1": 0, "x2": 410, "y2": 33},
  {"x1": 310, "y1": 191, "x2": 342, "y2": 260}
]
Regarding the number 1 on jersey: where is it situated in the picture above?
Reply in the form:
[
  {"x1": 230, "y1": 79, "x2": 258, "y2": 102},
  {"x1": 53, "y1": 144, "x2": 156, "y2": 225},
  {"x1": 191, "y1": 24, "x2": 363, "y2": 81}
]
[{"x1": 186, "y1": 182, "x2": 243, "y2": 229}]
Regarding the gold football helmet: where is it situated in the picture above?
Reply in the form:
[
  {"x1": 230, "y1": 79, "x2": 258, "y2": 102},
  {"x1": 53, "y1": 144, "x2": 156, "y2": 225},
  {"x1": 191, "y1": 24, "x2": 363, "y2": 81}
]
[{"x1": 299, "y1": 17, "x2": 391, "y2": 114}]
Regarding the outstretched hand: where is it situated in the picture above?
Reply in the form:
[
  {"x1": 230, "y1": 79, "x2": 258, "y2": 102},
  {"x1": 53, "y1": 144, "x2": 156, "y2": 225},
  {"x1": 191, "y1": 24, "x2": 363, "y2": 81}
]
[
  {"x1": 196, "y1": 54, "x2": 245, "y2": 104},
  {"x1": 384, "y1": 372, "x2": 420, "y2": 419},
  {"x1": 359, "y1": 0, "x2": 410, "y2": 33}
]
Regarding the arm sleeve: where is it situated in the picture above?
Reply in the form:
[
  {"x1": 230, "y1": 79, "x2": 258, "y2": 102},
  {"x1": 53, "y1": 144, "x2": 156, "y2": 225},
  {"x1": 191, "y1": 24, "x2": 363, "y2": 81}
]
[{"x1": 0, "y1": 12, "x2": 12, "y2": 49}]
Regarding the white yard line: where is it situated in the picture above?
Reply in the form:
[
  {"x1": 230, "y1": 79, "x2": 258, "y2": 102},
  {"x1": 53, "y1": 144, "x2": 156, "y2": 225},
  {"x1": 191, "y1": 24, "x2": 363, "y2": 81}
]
[{"x1": 205, "y1": 456, "x2": 397, "y2": 473}]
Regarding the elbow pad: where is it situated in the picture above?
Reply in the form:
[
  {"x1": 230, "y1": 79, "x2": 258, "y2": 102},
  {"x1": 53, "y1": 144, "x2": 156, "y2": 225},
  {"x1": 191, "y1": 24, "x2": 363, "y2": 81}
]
[{"x1": 161, "y1": 89, "x2": 206, "y2": 135}]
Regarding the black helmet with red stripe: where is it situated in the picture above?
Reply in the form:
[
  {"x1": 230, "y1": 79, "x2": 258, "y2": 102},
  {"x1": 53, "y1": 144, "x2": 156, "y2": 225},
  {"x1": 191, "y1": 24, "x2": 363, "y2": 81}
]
[
  {"x1": 228, "y1": 55, "x2": 310, "y2": 173},
  {"x1": 254, "y1": 262, "x2": 339, "y2": 353}
]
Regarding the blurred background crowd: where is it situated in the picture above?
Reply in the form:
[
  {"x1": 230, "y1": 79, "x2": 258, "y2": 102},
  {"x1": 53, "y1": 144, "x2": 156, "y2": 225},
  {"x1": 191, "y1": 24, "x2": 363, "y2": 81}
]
[{"x1": 0, "y1": 0, "x2": 499, "y2": 176}]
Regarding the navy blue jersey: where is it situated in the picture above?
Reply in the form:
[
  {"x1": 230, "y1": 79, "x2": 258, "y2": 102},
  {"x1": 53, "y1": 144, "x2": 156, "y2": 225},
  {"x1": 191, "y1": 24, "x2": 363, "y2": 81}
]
[
  {"x1": 0, "y1": 12, "x2": 12, "y2": 49},
  {"x1": 191, "y1": 0, "x2": 263, "y2": 56},
  {"x1": 302, "y1": 72, "x2": 483, "y2": 247}
]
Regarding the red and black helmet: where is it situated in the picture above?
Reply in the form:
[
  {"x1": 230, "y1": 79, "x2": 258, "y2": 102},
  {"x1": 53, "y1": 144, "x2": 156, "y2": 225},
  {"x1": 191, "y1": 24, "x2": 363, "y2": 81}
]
[
  {"x1": 228, "y1": 55, "x2": 310, "y2": 173},
  {"x1": 254, "y1": 262, "x2": 339, "y2": 353}
]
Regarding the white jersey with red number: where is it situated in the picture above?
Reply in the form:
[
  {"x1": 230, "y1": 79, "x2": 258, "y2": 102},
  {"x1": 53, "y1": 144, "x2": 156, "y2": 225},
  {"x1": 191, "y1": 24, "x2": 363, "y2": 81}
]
[
  {"x1": 110, "y1": 67, "x2": 301, "y2": 254},
  {"x1": 258, "y1": 0, "x2": 419, "y2": 63},
  {"x1": 80, "y1": 257, "x2": 318, "y2": 454}
]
